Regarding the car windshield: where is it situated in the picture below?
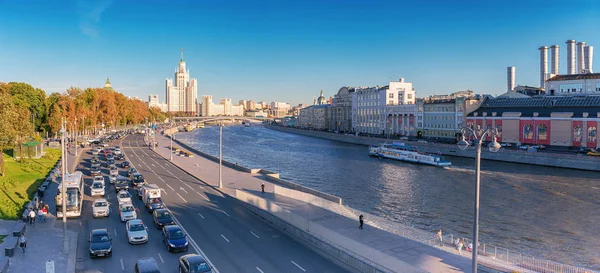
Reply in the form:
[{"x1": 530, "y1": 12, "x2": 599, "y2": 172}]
[
  {"x1": 129, "y1": 224, "x2": 145, "y2": 232},
  {"x1": 133, "y1": 175, "x2": 143, "y2": 180},
  {"x1": 91, "y1": 234, "x2": 109, "y2": 243},
  {"x1": 94, "y1": 201, "x2": 107, "y2": 207},
  {"x1": 92, "y1": 183, "x2": 103, "y2": 189},
  {"x1": 191, "y1": 262, "x2": 211, "y2": 273},
  {"x1": 168, "y1": 229, "x2": 185, "y2": 239},
  {"x1": 110, "y1": 167, "x2": 117, "y2": 170},
  {"x1": 150, "y1": 198, "x2": 161, "y2": 203},
  {"x1": 119, "y1": 192, "x2": 130, "y2": 198},
  {"x1": 157, "y1": 211, "x2": 171, "y2": 219},
  {"x1": 122, "y1": 206, "x2": 134, "y2": 212}
]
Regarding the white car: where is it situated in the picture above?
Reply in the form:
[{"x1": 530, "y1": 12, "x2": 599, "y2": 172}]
[
  {"x1": 126, "y1": 219, "x2": 148, "y2": 244},
  {"x1": 119, "y1": 202, "x2": 137, "y2": 222},
  {"x1": 109, "y1": 166, "x2": 119, "y2": 176},
  {"x1": 114, "y1": 148, "x2": 122, "y2": 155},
  {"x1": 92, "y1": 199, "x2": 110, "y2": 217},
  {"x1": 90, "y1": 181, "x2": 105, "y2": 197},
  {"x1": 109, "y1": 174, "x2": 117, "y2": 184},
  {"x1": 93, "y1": 176, "x2": 105, "y2": 186},
  {"x1": 117, "y1": 190, "x2": 132, "y2": 206}
]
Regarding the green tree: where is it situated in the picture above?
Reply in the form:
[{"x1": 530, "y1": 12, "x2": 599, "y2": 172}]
[
  {"x1": 0, "y1": 93, "x2": 20, "y2": 176},
  {"x1": 7, "y1": 82, "x2": 47, "y2": 134}
]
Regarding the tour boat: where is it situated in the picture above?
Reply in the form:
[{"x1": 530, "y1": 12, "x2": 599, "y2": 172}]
[
  {"x1": 368, "y1": 142, "x2": 451, "y2": 167},
  {"x1": 196, "y1": 123, "x2": 205, "y2": 129},
  {"x1": 184, "y1": 125, "x2": 194, "y2": 132}
]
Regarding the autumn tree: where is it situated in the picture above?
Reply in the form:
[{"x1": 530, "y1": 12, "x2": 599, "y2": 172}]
[{"x1": 0, "y1": 93, "x2": 21, "y2": 175}]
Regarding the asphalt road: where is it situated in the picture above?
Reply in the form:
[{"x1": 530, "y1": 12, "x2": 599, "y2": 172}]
[{"x1": 73, "y1": 133, "x2": 349, "y2": 273}]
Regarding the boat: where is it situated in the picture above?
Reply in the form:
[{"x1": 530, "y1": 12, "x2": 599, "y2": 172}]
[
  {"x1": 244, "y1": 123, "x2": 250, "y2": 127},
  {"x1": 196, "y1": 123, "x2": 205, "y2": 129},
  {"x1": 184, "y1": 125, "x2": 194, "y2": 132},
  {"x1": 369, "y1": 142, "x2": 451, "y2": 167}
]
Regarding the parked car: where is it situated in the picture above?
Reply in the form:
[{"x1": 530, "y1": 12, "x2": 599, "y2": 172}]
[
  {"x1": 588, "y1": 149, "x2": 600, "y2": 156},
  {"x1": 153, "y1": 209, "x2": 175, "y2": 229},
  {"x1": 119, "y1": 202, "x2": 137, "y2": 222},
  {"x1": 109, "y1": 174, "x2": 117, "y2": 184},
  {"x1": 134, "y1": 257, "x2": 160, "y2": 273},
  {"x1": 128, "y1": 167, "x2": 138, "y2": 177},
  {"x1": 92, "y1": 199, "x2": 110, "y2": 218},
  {"x1": 105, "y1": 159, "x2": 116, "y2": 167},
  {"x1": 90, "y1": 166, "x2": 101, "y2": 175},
  {"x1": 109, "y1": 166, "x2": 119, "y2": 176},
  {"x1": 91, "y1": 181, "x2": 105, "y2": 197},
  {"x1": 120, "y1": 161, "x2": 130, "y2": 168},
  {"x1": 117, "y1": 190, "x2": 132, "y2": 206},
  {"x1": 93, "y1": 176, "x2": 105, "y2": 186},
  {"x1": 531, "y1": 145, "x2": 546, "y2": 149},
  {"x1": 131, "y1": 173, "x2": 145, "y2": 188},
  {"x1": 500, "y1": 143, "x2": 512, "y2": 147},
  {"x1": 116, "y1": 153, "x2": 125, "y2": 160},
  {"x1": 162, "y1": 225, "x2": 189, "y2": 252},
  {"x1": 518, "y1": 145, "x2": 530, "y2": 150},
  {"x1": 126, "y1": 219, "x2": 148, "y2": 244},
  {"x1": 88, "y1": 229, "x2": 112, "y2": 258},
  {"x1": 179, "y1": 254, "x2": 212, "y2": 273},
  {"x1": 114, "y1": 176, "x2": 130, "y2": 192},
  {"x1": 114, "y1": 148, "x2": 122, "y2": 155}
]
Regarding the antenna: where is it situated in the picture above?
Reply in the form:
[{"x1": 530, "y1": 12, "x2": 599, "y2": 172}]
[{"x1": 180, "y1": 48, "x2": 184, "y2": 61}]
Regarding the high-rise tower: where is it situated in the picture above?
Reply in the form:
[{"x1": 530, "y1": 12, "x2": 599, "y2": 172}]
[
  {"x1": 577, "y1": 41, "x2": 586, "y2": 73},
  {"x1": 165, "y1": 49, "x2": 198, "y2": 115},
  {"x1": 539, "y1": 46, "x2": 548, "y2": 88},
  {"x1": 566, "y1": 40, "x2": 576, "y2": 74},
  {"x1": 507, "y1": 66, "x2": 516, "y2": 92}
]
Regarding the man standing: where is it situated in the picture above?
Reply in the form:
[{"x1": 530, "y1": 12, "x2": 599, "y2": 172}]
[
  {"x1": 28, "y1": 208, "x2": 36, "y2": 227},
  {"x1": 359, "y1": 214, "x2": 364, "y2": 229},
  {"x1": 436, "y1": 229, "x2": 443, "y2": 246},
  {"x1": 261, "y1": 183, "x2": 265, "y2": 194},
  {"x1": 18, "y1": 233, "x2": 26, "y2": 254}
]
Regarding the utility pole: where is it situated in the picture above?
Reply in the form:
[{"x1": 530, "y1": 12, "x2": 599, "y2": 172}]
[
  {"x1": 61, "y1": 118, "x2": 68, "y2": 254},
  {"x1": 219, "y1": 122, "x2": 223, "y2": 189},
  {"x1": 74, "y1": 118, "x2": 78, "y2": 156},
  {"x1": 170, "y1": 131, "x2": 174, "y2": 162}
]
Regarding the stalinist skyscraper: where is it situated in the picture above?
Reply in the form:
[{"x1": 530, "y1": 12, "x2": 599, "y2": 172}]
[{"x1": 166, "y1": 49, "x2": 198, "y2": 115}]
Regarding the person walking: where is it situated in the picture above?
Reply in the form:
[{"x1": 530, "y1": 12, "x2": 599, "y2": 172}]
[
  {"x1": 457, "y1": 239, "x2": 464, "y2": 255},
  {"x1": 436, "y1": 229, "x2": 443, "y2": 246},
  {"x1": 18, "y1": 233, "x2": 26, "y2": 254},
  {"x1": 359, "y1": 214, "x2": 364, "y2": 229},
  {"x1": 261, "y1": 183, "x2": 265, "y2": 194},
  {"x1": 28, "y1": 208, "x2": 36, "y2": 227}
]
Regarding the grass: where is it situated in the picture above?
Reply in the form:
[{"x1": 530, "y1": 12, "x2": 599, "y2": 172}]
[{"x1": 0, "y1": 148, "x2": 61, "y2": 220}]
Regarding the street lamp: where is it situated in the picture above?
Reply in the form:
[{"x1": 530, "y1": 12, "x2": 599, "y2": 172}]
[
  {"x1": 219, "y1": 122, "x2": 223, "y2": 189},
  {"x1": 170, "y1": 131, "x2": 175, "y2": 162},
  {"x1": 457, "y1": 126, "x2": 501, "y2": 273},
  {"x1": 60, "y1": 118, "x2": 69, "y2": 254}
]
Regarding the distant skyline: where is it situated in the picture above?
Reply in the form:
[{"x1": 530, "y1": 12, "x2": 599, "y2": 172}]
[{"x1": 1, "y1": 0, "x2": 599, "y2": 105}]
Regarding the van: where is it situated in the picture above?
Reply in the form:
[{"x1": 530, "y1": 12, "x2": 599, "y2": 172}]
[{"x1": 134, "y1": 257, "x2": 160, "y2": 273}]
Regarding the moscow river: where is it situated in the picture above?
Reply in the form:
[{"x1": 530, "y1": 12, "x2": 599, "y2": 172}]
[{"x1": 176, "y1": 124, "x2": 600, "y2": 269}]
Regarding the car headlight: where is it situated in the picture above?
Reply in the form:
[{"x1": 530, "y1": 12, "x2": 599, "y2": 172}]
[
  {"x1": 184, "y1": 241, "x2": 189, "y2": 246},
  {"x1": 89, "y1": 248, "x2": 95, "y2": 253},
  {"x1": 129, "y1": 236, "x2": 135, "y2": 240},
  {"x1": 169, "y1": 243, "x2": 176, "y2": 247}
]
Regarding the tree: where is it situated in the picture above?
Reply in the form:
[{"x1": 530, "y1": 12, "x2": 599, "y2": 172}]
[
  {"x1": 0, "y1": 93, "x2": 20, "y2": 176},
  {"x1": 7, "y1": 82, "x2": 47, "y2": 134}
]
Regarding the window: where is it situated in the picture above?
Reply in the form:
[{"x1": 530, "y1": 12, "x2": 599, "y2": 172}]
[
  {"x1": 496, "y1": 125, "x2": 502, "y2": 138},
  {"x1": 589, "y1": 126, "x2": 597, "y2": 142},
  {"x1": 537, "y1": 124, "x2": 547, "y2": 141},
  {"x1": 574, "y1": 125, "x2": 582, "y2": 142},
  {"x1": 523, "y1": 124, "x2": 533, "y2": 139},
  {"x1": 408, "y1": 94, "x2": 412, "y2": 99},
  {"x1": 388, "y1": 93, "x2": 394, "y2": 98}
]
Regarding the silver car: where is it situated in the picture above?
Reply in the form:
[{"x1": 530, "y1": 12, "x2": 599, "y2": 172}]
[
  {"x1": 126, "y1": 219, "x2": 148, "y2": 244},
  {"x1": 109, "y1": 166, "x2": 118, "y2": 176},
  {"x1": 91, "y1": 181, "x2": 105, "y2": 197},
  {"x1": 119, "y1": 202, "x2": 137, "y2": 222},
  {"x1": 92, "y1": 199, "x2": 110, "y2": 218}
]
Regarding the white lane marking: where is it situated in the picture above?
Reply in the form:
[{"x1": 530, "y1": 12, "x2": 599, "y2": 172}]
[
  {"x1": 176, "y1": 192, "x2": 188, "y2": 203},
  {"x1": 120, "y1": 258, "x2": 125, "y2": 270},
  {"x1": 291, "y1": 261, "x2": 306, "y2": 272},
  {"x1": 220, "y1": 234, "x2": 230, "y2": 243},
  {"x1": 221, "y1": 211, "x2": 230, "y2": 217},
  {"x1": 114, "y1": 229, "x2": 117, "y2": 236},
  {"x1": 161, "y1": 188, "x2": 168, "y2": 194},
  {"x1": 256, "y1": 267, "x2": 264, "y2": 273},
  {"x1": 196, "y1": 191, "x2": 210, "y2": 202},
  {"x1": 165, "y1": 163, "x2": 169, "y2": 166},
  {"x1": 179, "y1": 187, "x2": 188, "y2": 194},
  {"x1": 166, "y1": 184, "x2": 175, "y2": 191},
  {"x1": 198, "y1": 212, "x2": 204, "y2": 219},
  {"x1": 184, "y1": 183, "x2": 194, "y2": 190},
  {"x1": 158, "y1": 253, "x2": 164, "y2": 263},
  {"x1": 250, "y1": 231, "x2": 260, "y2": 239},
  {"x1": 152, "y1": 163, "x2": 155, "y2": 167}
]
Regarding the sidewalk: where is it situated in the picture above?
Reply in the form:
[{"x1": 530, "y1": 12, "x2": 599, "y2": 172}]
[{"x1": 150, "y1": 132, "x2": 480, "y2": 273}]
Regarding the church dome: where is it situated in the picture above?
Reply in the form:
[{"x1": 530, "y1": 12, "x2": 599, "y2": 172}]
[{"x1": 317, "y1": 90, "x2": 326, "y2": 105}]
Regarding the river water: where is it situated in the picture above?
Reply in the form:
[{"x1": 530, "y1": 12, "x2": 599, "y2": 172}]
[{"x1": 176, "y1": 124, "x2": 600, "y2": 269}]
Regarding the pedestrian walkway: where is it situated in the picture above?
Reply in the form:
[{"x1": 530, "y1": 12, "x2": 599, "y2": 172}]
[{"x1": 148, "y1": 132, "x2": 493, "y2": 273}]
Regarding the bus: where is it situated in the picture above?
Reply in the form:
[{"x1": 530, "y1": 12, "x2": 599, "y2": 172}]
[{"x1": 56, "y1": 171, "x2": 84, "y2": 218}]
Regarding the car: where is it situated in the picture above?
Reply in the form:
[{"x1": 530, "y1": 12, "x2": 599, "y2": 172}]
[
  {"x1": 531, "y1": 145, "x2": 546, "y2": 149},
  {"x1": 114, "y1": 176, "x2": 130, "y2": 192},
  {"x1": 106, "y1": 153, "x2": 115, "y2": 160},
  {"x1": 588, "y1": 149, "x2": 600, "y2": 156},
  {"x1": 90, "y1": 166, "x2": 101, "y2": 175},
  {"x1": 114, "y1": 148, "x2": 122, "y2": 155},
  {"x1": 93, "y1": 176, "x2": 105, "y2": 186},
  {"x1": 162, "y1": 225, "x2": 188, "y2": 252},
  {"x1": 117, "y1": 190, "x2": 132, "y2": 206},
  {"x1": 417, "y1": 140, "x2": 428, "y2": 143},
  {"x1": 109, "y1": 166, "x2": 119, "y2": 176},
  {"x1": 88, "y1": 229, "x2": 112, "y2": 258},
  {"x1": 128, "y1": 167, "x2": 138, "y2": 177},
  {"x1": 179, "y1": 254, "x2": 213, "y2": 273},
  {"x1": 134, "y1": 257, "x2": 160, "y2": 273},
  {"x1": 119, "y1": 202, "x2": 138, "y2": 222},
  {"x1": 153, "y1": 209, "x2": 175, "y2": 229},
  {"x1": 116, "y1": 153, "x2": 125, "y2": 160},
  {"x1": 518, "y1": 145, "x2": 530, "y2": 150},
  {"x1": 90, "y1": 181, "x2": 105, "y2": 196},
  {"x1": 109, "y1": 174, "x2": 117, "y2": 184},
  {"x1": 131, "y1": 173, "x2": 145, "y2": 188},
  {"x1": 120, "y1": 161, "x2": 130, "y2": 168},
  {"x1": 92, "y1": 199, "x2": 110, "y2": 218},
  {"x1": 105, "y1": 159, "x2": 116, "y2": 167},
  {"x1": 90, "y1": 157, "x2": 100, "y2": 165},
  {"x1": 126, "y1": 219, "x2": 148, "y2": 244},
  {"x1": 500, "y1": 143, "x2": 512, "y2": 147},
  {"x1": 92, "y1": 148, "x2": 101, "y2": 155},
  {"x1": 101, "y1": 143, "x2": 109, "y2": 147}
]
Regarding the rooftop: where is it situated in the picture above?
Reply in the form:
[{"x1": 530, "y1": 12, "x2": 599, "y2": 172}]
[
  {"x1": 480, "y1": 96, "x2": 600, "y2": 108},
  {"x1": 547, "y1": 73, "x2": 600, "y2": 81}
]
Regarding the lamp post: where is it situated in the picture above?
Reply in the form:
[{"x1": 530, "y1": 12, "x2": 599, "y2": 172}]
[
  {"x1": 170, "y1": 130, "x2": 174, "y2": 162},
  {"x1": 219, "y1": 122, "x2": 223, "y2": 189},
  {"x1": 457, "y1": 127, "x2": 501, "y2": 273},
  {"x1": 60, "y1": 118, "x2": 68, "y2": 253},
  {"x1": 74, "y1": 118, "x2": 78, "y2": 156}
]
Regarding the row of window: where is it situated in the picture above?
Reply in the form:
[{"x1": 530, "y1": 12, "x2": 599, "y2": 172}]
[
  {"x1": 522, "y1": 124, "x2": 598, "y2": 142},
  {"x1": 574, "y1": 126, "x2": 597, "y2": 142}
]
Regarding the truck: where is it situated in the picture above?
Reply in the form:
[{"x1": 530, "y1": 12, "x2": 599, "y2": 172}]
[{"x1": 140, "y1": 184, "x2": 163, "y2": 212}]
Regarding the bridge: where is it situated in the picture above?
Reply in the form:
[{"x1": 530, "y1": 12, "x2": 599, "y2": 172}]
[{"x1": 173, "y1": 116, "x2": 273, "y2": 123}]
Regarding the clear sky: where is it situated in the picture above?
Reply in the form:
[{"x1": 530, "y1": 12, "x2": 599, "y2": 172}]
[{"x1": 1, "y1": 0, "x2": 599, "y2": 105}]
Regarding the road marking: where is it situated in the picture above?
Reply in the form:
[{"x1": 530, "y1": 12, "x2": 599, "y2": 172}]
[
  {"x1": 157, "y1": 253, "x2": 164, "y2": 263},
  {"x1": 198, "y1": 212, "x2": 204, "y2": 219},
  {"x1": 166, "y1": 184, "x2": 175, "y2": 191},
  {"x1": 161, "y1": 188, "x2": 168, "y2": 194},
  {"x1": 114, "y1": 229, "x2": 117, "y2": 236},
  {"x1": 120, "y1": 258, "x2": 125, "y2": 270},
  {"x1": 184, "y1": 183, "x2": 195, "y2": 190},
  {"x1": 180, "y1": 187, "x2": 188, "y2": 194},
  {"x1": 196, "y1": 191, "x2": 210, "y2": 202},
  {"x1": 176, "y1": 193, "x2": 188, "y2": 203},
  {"x1": 250, "y1": 231, "x2": 260, "y2": 238},
  {"x1": 151, "y1": 163, "x2": 155, "y2": 167},
  {"x1": 221, "y1": 211, "x2": 230, "y2": 217},
  {"x1": 256, "y1": 267, "x2": 264, "y2": 273},
  {"x1": 220, "y1": 234, "x2": 230, "y2": 243},
  {"x1": 291, "y1": 261, "x2": 306, "y2": 272}
]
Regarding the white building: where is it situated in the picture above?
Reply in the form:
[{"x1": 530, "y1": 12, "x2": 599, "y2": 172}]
[
  {"x1": 147, "y1": 94, "x2": 168, "y2": 112},
  {"x1": 545, "y1": 73, "x2": 600, "y2": 96},
  {"x1": 270, "y1": 101, "x2": 291, "y2": 118},
  {"x1": 201, "y1": 95, "x2": 244, "y2": 116},
  {"x1": 388, "y1": 78, "x2": 415, "y2": 105},
  {"x1": 165, "y1": 50, "x2": 198, "y2": 115}
]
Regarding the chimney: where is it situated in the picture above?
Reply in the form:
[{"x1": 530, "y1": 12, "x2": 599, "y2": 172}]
[
  {"x1": 585, "y1": 46, "x2": 594, "y2": 73},
  {"x1": 550, "y1": 45, "x2": 559, "y2": 75},
  {"x1": 567, "y1": 40, "x2": 576, "y2": 74},
  {"x1": 577, "y1": 41, "x2": 586, "y2": 73},
  {"x1": 507, "y1": 66, "x2": 516, "y2": 92},
  {"x1": 539, "y1": 46, "x2": 548, "y2": 88}
]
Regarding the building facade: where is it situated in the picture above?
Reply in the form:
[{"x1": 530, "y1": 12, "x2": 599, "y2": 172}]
[
  {"x1": 545, "y1": 73, "x2": 600, "y2": 96},
  {"x1": 147, "y1": 94, "x2": 168, "y2": 112},
  {"x1": 352, "y1": 86, "x2": 390, "y2": 134},
  {"x1": 165, "y1": 51, "x2": 198, "y2": 115},
  {"x1": 298, "y1": 104, "x2": 330, "y2": 130},
  {"x1": 201, "y1": 95, "x2": 244, "y2": 116},
  {"x1": 467, "y1": 96, "x2": 600, "y2": 148},
  {"x1": 269, "y1": 101, "x2": 291, "y2": 118},
  {"x1": 388, "y1": 78, "x2": 415, "y2": 105},
  {"x1": 386, "y1": 104, "x2": 417, "y2": 136},
  {"x1": 328, "y1": 86, "x2": 355, "y2": 132}
]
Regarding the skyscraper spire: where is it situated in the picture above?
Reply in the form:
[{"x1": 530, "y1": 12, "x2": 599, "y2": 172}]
[{"x1": 180, "y1": 48, "x2": 184, "y2": 62}]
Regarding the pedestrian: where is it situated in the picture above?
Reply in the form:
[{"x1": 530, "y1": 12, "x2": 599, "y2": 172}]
[
  {"x1": 261, "y1": 183, "x2": 265, "y2": 194},
  {"x1": 28, "y1": 208, "x2": 36, "y2": 227},
  {"x1": 436, "y1": 229, "x2": 443, "y2": 246},
  {"x1": 18, "y1": 233, "x2": 26, "y2": 254},
  {"x1": 457, "y1": 239, "x2": 464, "y2": 255},
  {"x1": 359, "y1": 214, "x2": 364, "y2": 229},
  {"x1": 41, "y1": 205, "x2": 48, "y2": 222},
  {"x1": 37, "y1": 207, "x2": 44, "y2": 223}
]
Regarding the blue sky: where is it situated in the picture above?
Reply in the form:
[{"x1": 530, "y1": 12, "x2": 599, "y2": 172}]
[{"x1": 1, "y1": 0, "x2": 599, "y2": 105}]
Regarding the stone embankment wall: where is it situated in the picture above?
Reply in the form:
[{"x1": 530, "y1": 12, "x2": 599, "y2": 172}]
[{"x1": 266, "y1": 125, "x2": 600, "y2": 171}]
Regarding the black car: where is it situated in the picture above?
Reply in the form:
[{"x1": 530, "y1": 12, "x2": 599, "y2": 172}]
[
  {"x1": 162, "y1": 225, "x2": 188, "y2": 252},
  {"x1": 114, "y1": 177, "x2": 130, "y2": 192},
  {"x1": 134, "y1": 257, "x2": 160, "y2": 273},
  {"x1": 153, "y1": 209, "x2": 175, "y2": 229},
  {"x1": 116, "y1": 153, "x2": 125, "y2": 160},
  {"x1": 89, "y1": 229, "x2": 112, "y2": 258},
  {"x1": 179, "y1": 254, "x2": 212, "y2": 273},
  {"x1": 132, "y1": 173, "x2": 145, "y2": 187},
  {"x1": 90, "y1": 166, "x2": 101, "y2": 175},
  {"x1": 120, "y1": 161, "x2": 130, "y2": 168},
  {"x1": 106, "y1": 159, "x2": 116, "y2": 167}
]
